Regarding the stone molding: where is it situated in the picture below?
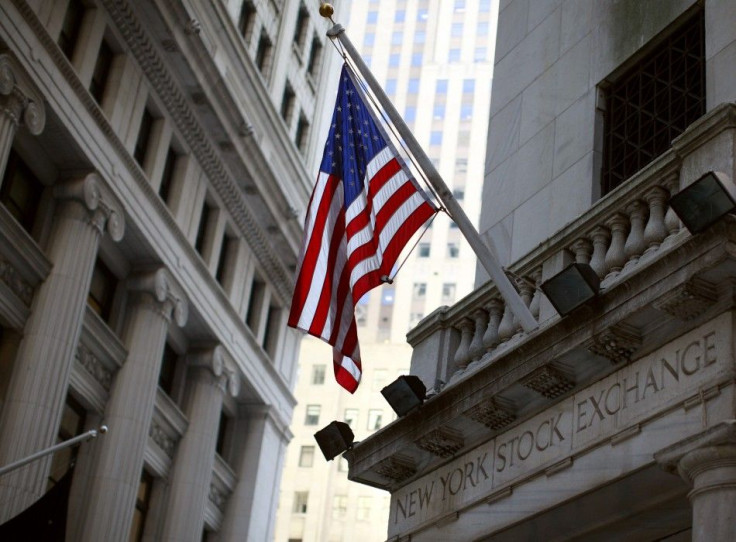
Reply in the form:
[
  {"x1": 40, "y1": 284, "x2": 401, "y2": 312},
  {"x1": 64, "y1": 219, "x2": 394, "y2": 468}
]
[
  {"x1": 150, "y1": 420, "x2": 177, "y2": 458},
  {"x1": 584, "y1": 322, "x2": 642, "y2": 364},
  {"x1": 209, "y1": 484, "x2": 228, "y2": 512},
  {"x1": 148, "y1": 391, "x2": 189, "y2": 468},
  {"x1": 76, "y1": 342, "x2": 113, "y2": 391},
  {"x1": 415, "y1": 427, "x2": 464, "y2": 458},
  {"x1": 53, "y1": 172, "x2": 125, "y2": 241},
  {"x1": 0, "y1": 255, "x2": 32, "y2": 305},
  {"x1": 653, "y1": 277, "x2": 717, "y2": 321},
  {"x1": 126, "y1": 267, "x2": 188, "y2": 327},
  {"x1": 0, "y1": 52, "x2": 45, "y2": 135}
]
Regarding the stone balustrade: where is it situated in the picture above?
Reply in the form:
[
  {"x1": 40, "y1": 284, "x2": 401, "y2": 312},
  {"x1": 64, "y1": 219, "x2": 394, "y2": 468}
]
[{"x1": 409, "y1": 102, "x2": 736, "y2": 391}]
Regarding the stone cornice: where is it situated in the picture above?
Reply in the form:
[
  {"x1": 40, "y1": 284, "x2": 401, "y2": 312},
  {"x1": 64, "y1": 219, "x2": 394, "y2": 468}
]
[
  {"x1": 348, "y1": 218, "x2": 736, "y2": 490},
  {"x1": 99, "y1": 0, "x2": 295, "y2": 303}
]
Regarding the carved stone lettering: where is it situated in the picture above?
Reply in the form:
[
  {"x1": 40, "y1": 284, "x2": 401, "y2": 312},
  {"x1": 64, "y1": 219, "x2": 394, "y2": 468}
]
[{"x1": 389, "y1": 314, "x2": 730, "y2": 535}]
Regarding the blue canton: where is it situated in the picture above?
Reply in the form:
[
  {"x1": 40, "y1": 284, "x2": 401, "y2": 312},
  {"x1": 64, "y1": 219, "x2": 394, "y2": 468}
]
[{"x1": 320, "y1": 66, "x2": 388, "y2": 208}]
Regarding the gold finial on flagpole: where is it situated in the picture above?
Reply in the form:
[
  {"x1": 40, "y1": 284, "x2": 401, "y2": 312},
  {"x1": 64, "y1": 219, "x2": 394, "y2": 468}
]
[{"x1": 319, "y1": 2, "x2": 335, "y2": 21}]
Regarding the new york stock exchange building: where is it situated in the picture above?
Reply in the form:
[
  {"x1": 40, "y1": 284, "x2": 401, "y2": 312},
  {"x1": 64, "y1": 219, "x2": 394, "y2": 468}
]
[{"x1": 342, "y1": 2, "x2": 736, "y2": 541}]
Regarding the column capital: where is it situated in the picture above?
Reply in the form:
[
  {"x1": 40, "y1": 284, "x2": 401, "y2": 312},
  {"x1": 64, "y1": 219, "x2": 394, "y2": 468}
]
[
  {"x1": 187, "y1": 345, "x2": 240, "y2": 398},
  {"x1": 127, "y1": 267, "x2": 188, "y2": 327},
  {"x1": 53, "y1": 172, "x2": 125, "y2": 241},
  {"x1": 656, "y1": 421, "x2": 736, "y2": 482},
  {"x1": 0, "y1": 52, "x2": 45, "y2": 135}
]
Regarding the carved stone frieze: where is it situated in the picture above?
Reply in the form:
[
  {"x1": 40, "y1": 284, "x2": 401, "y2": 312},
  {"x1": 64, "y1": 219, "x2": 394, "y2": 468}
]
[
  {"x1": 520, "y1": 365, "x2": 575, "y2": 399},
  {"x1": 373, "y1": 454, "x2": 416, "y2": 483},
  {"x1": 653, "y1": 277, "x2": 717, "y2": 321},
  {"x1": 76, "y1": 343, "x2": 113, "y2": 391},
  {"x1": 0, "y1": 257, "x2": 33, "y2": 305},
  {"x1": 415, "y1": 427, "x2": 464, "y2": 458},
  {"x1": 464, "y1": 397, "x2": 516, "y2": 430},
  {"x1": 149, "y1": 422, "x2": 177, "y2": 457},
  {"x1": 209, "y1": 483, "x2": 227, "y2": 511},
  {"x1": 584, "y1": 323, "x2": 641, "y2": 364}
]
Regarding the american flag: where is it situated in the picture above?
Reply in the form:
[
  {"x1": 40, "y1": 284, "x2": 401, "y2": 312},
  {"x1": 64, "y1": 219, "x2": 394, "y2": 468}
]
[{"x1": 288, "y1": 65, "x2": 438, "y2": 393}]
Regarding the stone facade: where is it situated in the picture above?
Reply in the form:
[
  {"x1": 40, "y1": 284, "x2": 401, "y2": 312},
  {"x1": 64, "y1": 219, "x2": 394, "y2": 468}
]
[
  {"x1": 0, "y1": 0, "x2": 339, "y2": 539},
  {"x1": 346, "y1": 1, "x2": 736, "y2": 541}
]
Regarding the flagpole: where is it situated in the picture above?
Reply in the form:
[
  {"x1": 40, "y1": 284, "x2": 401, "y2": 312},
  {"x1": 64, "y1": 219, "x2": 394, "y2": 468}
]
[
  {"x1": 0, "y1": 426, "x2": 107, "y2": 477},
  {"x1": 322, "y1": 15, "x2": 538, "y2": 333}
]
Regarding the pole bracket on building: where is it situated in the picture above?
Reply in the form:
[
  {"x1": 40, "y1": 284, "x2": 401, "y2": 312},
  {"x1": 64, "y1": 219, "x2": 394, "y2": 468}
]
[{"x1": 0, "y1": 425, "x2": 108, "y2": 477}]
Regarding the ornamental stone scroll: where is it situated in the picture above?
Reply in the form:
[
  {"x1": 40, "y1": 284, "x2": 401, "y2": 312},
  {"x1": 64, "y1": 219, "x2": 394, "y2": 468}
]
[
  {"x1": 126, "y1": 267, "x2": 188, "y2": 327},
  {"x1": 0, "y1": 52, "x2": 46, "y2": 136},
  {"x1": 188, "y1": 345, "x2": 240, "y2": 398},
  {"x1": 53, "y1": 172, "x2": 125, "y2": 242}
]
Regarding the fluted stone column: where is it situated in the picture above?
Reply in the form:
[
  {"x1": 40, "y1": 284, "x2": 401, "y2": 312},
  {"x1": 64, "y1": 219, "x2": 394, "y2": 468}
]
[
  {"x1": 0, "y1": 173, "x2": 123, "y2": 522},
  {"x1": 79, "y1": 268, "x2": 187, "y2": 542},
  {"x1": 160, "y1": 347, "x2": 239, "y2": 541},
  {"x1": 0, "y1": 53, "x2": 45, "y2": 182},
  {"x1": 656, "y1": 421, "x2": 736, "y2": 542},
  {"x1": 220, "y1": 405, "x2": 289, "y2": 542}
]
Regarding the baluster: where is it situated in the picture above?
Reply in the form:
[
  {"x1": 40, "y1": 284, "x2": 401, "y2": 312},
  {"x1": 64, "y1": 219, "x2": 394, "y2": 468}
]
[
  {"x1": 623, "y1": 201, "x2": 647, "y2": 269},
  {"x1": 483, "y1": 299, "x2": 503, "y2": 351},
  {"x1": 497, "y1": 304, "x2": 515, "y2": 344},
  {"x1": 519, "y1": 277, "x2": 535, "y2": 310},
  {"x1": 589, "y1": 226, "x2": 611, "y2": 278},
  {"x1": 528, "y1": 267, "x2": 542, "y2": 319},
  {"x1": 604, "y1": 213, "x2": 629, "y2": 276},
  {"x1": 663, "y1": 175, "x2": 681, "y2": 240},
  {"x1": 454, "y1": 318, "x2": 474, "y2": 370},
  {"x1": 468, "y1": 308, "x2": 488, "y2": 363},
  {"x1": 642, "y1": 186, "x2": 669, "y2": 254},
  {"x1": 571, "y1": 238, "x2": 593, "y2": 265}
]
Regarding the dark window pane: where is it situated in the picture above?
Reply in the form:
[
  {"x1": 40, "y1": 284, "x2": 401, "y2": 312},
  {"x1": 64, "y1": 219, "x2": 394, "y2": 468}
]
[
  {"x1": 130, "y1": 471, "x2": 154, "y2": 542},
  {"x1": 0, "y1": 150, "x2": 43, "y2": 233},
  {"x1": 159, "y1": 147, "x2": 177, "y2": 203},
  {"x1": 158, "y1": 343, "x2": 178, "y2": 396},
  {"x1": 48, "y1": 395, "x2": 86, "y2": 488},
  {"x1": 58, "y1": 0, "x2": 85, "y2": 59},
  {"x1": 90, "y1": 39, "x2": 113, "y2": 104},
  {"x1": 87, "y1": 259, "x2": 117, "y2": 322},
  {"x1": 134, "y1": 108, "x2": 155, "y2": 167},
  {"x1": 239, "y1": 1, "x2": 257, "y2": 43},
  {"x1": 195, "y1": 201, "x2": 211, "y2": 254},
  {"x1": 601, "y1": 9, "x2": 704, "y2": 195},
  {"x1": 215, "y1": 411, "x2": 229, "y2": 456}
]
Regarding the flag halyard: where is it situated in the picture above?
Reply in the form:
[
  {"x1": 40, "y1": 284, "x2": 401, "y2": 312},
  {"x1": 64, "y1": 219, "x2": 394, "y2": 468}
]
[{"x1": 288, "y1": 64, "x2": 437, "y2": 393}]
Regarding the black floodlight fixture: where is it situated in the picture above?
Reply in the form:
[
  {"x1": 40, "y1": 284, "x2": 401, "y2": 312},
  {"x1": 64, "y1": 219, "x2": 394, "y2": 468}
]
[
  {"x1": 669, "y1": 171, "x2": 736, "y2": 234},
  {"x1": 314, "y1": 421, "x2": 354, "y2": 461},
  {"x1": 381, "y1": 375, "x2": 427, "y2": 417},
  {"x1": 540, "y1": 262, "x2": 600, "y2": 316}
]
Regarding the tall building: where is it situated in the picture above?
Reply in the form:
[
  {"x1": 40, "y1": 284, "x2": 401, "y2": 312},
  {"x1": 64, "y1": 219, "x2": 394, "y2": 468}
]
[
  {"x1": 345, "y1": 1, "x2": 736, "y2": 541},
  {"x1": 274, "y1": 1, "x2": 499, "y2": 540},
  {"x1": 0, "y1": 0, "x2": 340, "y2": 540}
]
